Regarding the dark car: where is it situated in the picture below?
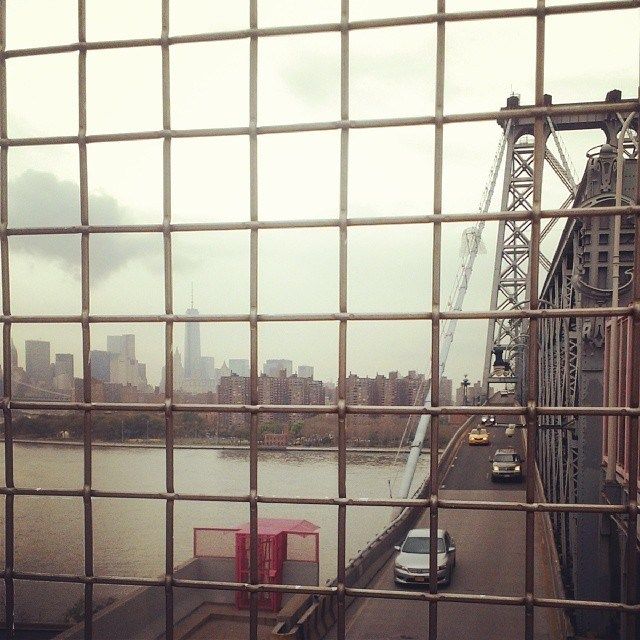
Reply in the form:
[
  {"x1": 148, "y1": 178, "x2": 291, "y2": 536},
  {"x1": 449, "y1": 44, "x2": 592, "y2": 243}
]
[{"x1": 491, "y1": 448, "x2": 523, "y2": 482}]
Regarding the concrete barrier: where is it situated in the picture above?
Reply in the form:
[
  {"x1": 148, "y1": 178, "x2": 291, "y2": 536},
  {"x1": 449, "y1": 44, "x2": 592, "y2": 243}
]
[{"x1": 273, "y1": 415, "x2": 474, "y2": 639}]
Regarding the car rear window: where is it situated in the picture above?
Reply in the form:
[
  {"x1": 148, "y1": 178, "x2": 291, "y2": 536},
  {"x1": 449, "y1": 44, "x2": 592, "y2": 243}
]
[{"x1": 402, "y1": 537, "x2": 446, "y2": 553}]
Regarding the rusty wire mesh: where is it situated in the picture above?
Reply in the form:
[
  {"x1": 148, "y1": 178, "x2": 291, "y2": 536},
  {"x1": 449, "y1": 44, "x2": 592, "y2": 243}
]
[{"x1": 0, "y1": 1, "x2": 639, "y2": 640}]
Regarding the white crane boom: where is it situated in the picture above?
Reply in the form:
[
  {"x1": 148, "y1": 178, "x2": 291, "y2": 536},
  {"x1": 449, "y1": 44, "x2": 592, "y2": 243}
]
[{"x1": 394, "y1": 122, "x2": 511, "y2": 501}]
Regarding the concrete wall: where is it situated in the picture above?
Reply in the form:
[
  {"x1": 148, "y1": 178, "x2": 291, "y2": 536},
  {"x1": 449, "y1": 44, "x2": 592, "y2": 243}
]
[
  {"x1": 56, "y1": 559, "x2": 207, "y2": 640},
  {"x1": 282, "y1": 561, "x2": 319, "y2": 608},
  {"x1": 195, "y1": 557, "x2": 236, "y2": 605},
  {"x1": 55, "y1": 558, "x2": 236, "y2": 640},
  {"x1": 55, "y1": 555, "x2": 320, "y2": 639}
]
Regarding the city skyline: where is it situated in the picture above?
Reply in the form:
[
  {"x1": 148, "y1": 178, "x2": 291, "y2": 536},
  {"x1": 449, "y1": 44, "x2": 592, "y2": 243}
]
[
  {"x1": 7, "y1": 5, "x2": 634, "y2": 393},
  {"x1": 8, "y1": 330, "x2": 486, "y2": 414},
  {"x1": 9, "y1": 328, "x2": 434, "y2": 389},
  {"x1": 9, "y1": 299, "x2": 445, "y2": 388}
]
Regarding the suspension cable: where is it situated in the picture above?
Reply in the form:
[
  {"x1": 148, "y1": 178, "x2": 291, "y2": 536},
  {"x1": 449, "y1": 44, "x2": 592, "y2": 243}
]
[{"x1": 547, "y1": 116, "x2": 578, "y2": 195}]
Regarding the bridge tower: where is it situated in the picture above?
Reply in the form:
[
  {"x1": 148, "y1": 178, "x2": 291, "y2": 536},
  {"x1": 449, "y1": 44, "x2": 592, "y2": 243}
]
[
  {"x1": 483, "y1": 95, "x2": 537, "y2": 398},
  {"x1": 483, "y1": 90, "x2": 636, "y2": 397}
]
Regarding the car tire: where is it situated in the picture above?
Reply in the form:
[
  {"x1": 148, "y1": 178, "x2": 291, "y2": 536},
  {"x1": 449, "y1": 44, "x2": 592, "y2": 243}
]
[{"x1": 442, "y1": 570, "x2": 451, "y2": 588}]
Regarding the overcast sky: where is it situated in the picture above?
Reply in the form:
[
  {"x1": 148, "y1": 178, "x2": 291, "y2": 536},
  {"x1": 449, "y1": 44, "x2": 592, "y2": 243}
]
[{"x1": 4, "y1": 0, "x2": 639, "y2": 387}]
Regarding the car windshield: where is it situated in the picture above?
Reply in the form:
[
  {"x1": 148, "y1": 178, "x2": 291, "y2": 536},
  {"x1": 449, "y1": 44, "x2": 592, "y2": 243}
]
[
  {"x1": 479, "y1": 429, "x2": 487, "y2": 435},
  {"x1": 494, "y1": 453, "x2": 518, "y2": 462},
  {"x1": 402, "y1": 537, "x2": 446, "y2": 554},
  {"x1": 470, "y1": 429, "x2": 479, "y2": 435}
]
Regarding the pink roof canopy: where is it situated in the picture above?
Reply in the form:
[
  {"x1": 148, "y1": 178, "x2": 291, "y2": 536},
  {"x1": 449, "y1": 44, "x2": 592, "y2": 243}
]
[{"x1": 236, "y1": 518, "x2": 319, "y2": 535}]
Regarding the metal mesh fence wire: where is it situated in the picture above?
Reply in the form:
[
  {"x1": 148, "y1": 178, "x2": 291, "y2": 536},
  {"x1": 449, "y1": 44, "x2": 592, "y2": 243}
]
[{"x1": 0, "y1": 1, "x2": 639, "y2": 639}]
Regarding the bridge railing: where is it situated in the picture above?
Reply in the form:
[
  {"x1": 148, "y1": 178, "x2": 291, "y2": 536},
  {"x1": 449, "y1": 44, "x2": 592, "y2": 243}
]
[{"x1": 521, "y1": 420, "x2": 574, "y2": 640}]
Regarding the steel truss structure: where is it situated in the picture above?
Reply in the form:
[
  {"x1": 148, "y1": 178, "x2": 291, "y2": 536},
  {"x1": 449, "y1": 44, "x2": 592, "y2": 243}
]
[
  {"x1": 484, "y1": 93, "x2": 637, "y2": 394},
  {"x1": 484, "y1": 131, "x2": 535, "y2": 392},
  {"x1": 536, "y1": 115, "x2": 638, "y2": 634},
  {"x1": 537, "y1": 240, "x2": 580, "y2": 594},
  {"x1": 0, "y1": 3, "x2": 639, "y2": 640}
]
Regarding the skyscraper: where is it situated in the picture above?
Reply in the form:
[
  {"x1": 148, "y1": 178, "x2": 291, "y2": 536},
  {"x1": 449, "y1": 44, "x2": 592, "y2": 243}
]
[
  {"x1": 298, "y1": 365, "x2": 314, "y2": 379},
  {"x1": 201, "y1": 356, "x2": 216, "y2": 380},
  {"x1": 107, "y1": 334, "x2": 135, "y2": 360},
  {"x1": 54, "y1": 353, "x2": 74, "y2": 378},
  {"x1": 89, "y1": 350, "x2": 111, "y2": 382},
  {"x1": 264, "y1": 359, "x2": 293, "y2": 377},
  {"x1": 229, "y1": 358, "x2": 250, "y2": 377},
  {"x1": 106, "y1": 334, "x2": 138, "y2": 386},
  {"x1": 200, "y1": 356, "x2": 217, "y2": 391},
  {"x1": 25, "y1": 340, "x2": 51, "y2": 381},
  {"x1": 53, "y1": 353, "x2": 74, "y2": 391},
  {"x1": 184, "y1": 306, "x2": 202, "y2": 380},
  {"x1": 440, "y1": 376, "x2": 453, "y2": 407}
]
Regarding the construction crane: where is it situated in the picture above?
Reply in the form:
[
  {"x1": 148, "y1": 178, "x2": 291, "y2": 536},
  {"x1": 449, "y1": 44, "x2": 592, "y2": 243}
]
[{"x1": 392, "y1": 123, "x2": 511, "y2": 501}]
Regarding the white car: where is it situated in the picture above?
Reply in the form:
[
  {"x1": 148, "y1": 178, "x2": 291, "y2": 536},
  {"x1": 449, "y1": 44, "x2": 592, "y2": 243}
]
[{"x1": 394, "y1": 528, "x2": 456, "y2": 587}]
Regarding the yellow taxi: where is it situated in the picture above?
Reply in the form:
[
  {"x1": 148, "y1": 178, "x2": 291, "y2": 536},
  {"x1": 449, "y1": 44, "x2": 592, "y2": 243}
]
[{"x1": 468, "y1": 427, "x2": 490, "y2": 446}]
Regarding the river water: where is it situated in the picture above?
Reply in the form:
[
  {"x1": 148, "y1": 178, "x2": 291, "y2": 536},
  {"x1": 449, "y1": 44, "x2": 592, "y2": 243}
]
[{"x1": 0, "y1": 443, "x2": 429, "y2": 625}]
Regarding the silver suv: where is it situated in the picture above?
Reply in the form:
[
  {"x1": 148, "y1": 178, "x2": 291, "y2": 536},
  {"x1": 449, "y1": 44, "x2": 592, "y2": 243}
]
[
  {"x1": 394, "y1": 528, "x2": 456, "y2": 587},
  {"x1": 491, "y1": 448, "x2": 523, "y2": 482}
]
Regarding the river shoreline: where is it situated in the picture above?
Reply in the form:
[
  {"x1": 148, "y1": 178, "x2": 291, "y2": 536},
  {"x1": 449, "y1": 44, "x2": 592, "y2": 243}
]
[{"x1": 10, "y1": 438, "x2": 439, "y2": 454}]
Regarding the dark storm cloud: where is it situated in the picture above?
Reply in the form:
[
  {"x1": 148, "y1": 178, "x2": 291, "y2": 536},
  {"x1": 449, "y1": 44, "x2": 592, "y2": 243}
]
[
  {"x1": 9, "y1": 170, "x2": 150, "y2": 282},
  {"x1": 8, "y1": 170, "x2": 248, "y2": 290}
]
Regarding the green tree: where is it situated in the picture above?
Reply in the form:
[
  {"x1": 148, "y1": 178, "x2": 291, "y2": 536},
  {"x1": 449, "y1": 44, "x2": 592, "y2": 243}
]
[{"x1": 290, "y1": 421, "x2": 303, "y2": 438}]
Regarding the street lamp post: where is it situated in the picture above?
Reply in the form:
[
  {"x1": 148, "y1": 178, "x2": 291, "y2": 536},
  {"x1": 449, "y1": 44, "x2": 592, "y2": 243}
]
[{"x1": 462, "y1": 375, "x2": 470, "y2": 405}]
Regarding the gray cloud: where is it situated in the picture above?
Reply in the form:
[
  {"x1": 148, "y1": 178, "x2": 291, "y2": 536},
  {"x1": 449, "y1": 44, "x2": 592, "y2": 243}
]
[
  {"x1": 8, "y1": 170, "x2": 253, "y2": 310},
  {"x1": 9, "y1": 170, "x2": 152, "y2": 283}
]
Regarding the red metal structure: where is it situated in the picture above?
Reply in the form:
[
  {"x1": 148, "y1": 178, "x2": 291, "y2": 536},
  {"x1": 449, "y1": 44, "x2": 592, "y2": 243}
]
[
  {"x1": 194, "y1": 519, "x2": 319, "y2": 612},
  {"x1": 235, "y1": 519, "x2": 319, "y2": 611}
]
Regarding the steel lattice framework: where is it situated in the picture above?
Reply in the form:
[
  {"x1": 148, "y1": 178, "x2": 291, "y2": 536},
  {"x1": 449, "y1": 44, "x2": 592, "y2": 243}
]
[
  {"x1": 535, "y1": 118, "x2": 639, "y2": 634},
  {"x1": 0, "y1": 2, "x2": 639, "y2": 640},
  {"x1": 537, "y1": 241, "x2": 580, "y2": 593},
  {"x1": 484, "y1": 135, "x2": 535, "y2": 391},
  {"x1": 484, "y1": 97, "x2": 636, "y2": 394}
]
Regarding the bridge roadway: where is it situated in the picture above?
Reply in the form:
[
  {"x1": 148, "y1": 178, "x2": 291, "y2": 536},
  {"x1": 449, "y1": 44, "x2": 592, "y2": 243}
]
[{"x1": 328, "y1": 414, "x2": 558, "y2": 640}]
